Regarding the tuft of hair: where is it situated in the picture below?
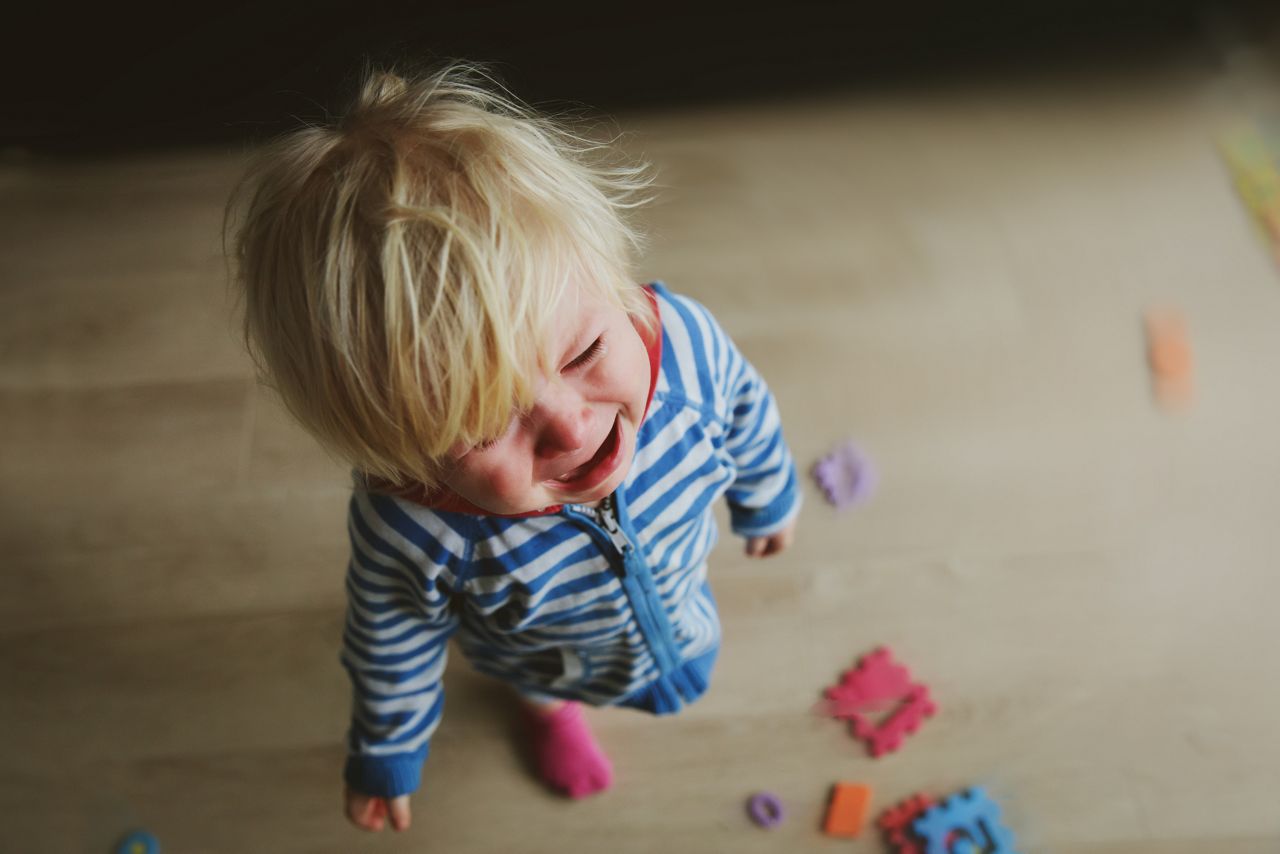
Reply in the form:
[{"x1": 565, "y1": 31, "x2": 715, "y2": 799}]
[{"x1": 225, "y1": 62, "x2": 653, "y2": 492}]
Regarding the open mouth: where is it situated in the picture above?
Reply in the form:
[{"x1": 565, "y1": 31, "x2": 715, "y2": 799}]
[{"x1": 547, "y1": 414, "x2": 623, "y2": 493}]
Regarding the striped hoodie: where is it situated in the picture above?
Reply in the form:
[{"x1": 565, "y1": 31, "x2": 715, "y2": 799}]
[{"x1": 342, "y1": 282, "x2": 800, "y2": 797}]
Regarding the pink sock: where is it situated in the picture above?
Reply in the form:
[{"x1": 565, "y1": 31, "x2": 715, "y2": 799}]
[{"x1": 525, "y1": 701, "x2": 614, "y2": 798}]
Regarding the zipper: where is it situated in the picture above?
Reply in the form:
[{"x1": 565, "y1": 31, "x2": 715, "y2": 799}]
[
  {"x1": 572, "y1": 493, "x2": 682, "y2": 676},
  {"x1": 592, "y1": 494, "x2": 632, "y2": 561}
]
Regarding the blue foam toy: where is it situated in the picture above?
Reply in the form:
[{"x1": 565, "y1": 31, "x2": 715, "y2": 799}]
[
  {"x1": 911, "y1": 787, "x2": 1018, "y2": 854},
  {"x1": 115, "y1": 829, "x2": 160, "y2": 854}
]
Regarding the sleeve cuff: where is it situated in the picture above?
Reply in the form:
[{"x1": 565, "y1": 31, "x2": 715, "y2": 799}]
[
  {"x1": 344, "y1": 747, "x2": 429, "y2": 798},
  {"x1": 729, "y1": 473, "x2": 802, "y2": 537}
]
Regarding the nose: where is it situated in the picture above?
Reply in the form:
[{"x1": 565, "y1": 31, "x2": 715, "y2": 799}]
[{"x1": 532, "y1": 382, "x2": 593, "y2": 460}]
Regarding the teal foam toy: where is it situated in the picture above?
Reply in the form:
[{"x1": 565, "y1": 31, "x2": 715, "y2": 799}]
[
  {"x1": 912, "y1": 787, "x2": 1018, "y2": 854},
  {"x1": 115, "y1": 830, "x2": 159, "y2": 854}
]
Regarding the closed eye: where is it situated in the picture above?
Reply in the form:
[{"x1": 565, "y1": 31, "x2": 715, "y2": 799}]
[
  {"x1": 470, "y1": 408, "x2": 530, "y2": 454},
  {"x1": 566, "y1": 336, "x2": 605, "y2": 371}
]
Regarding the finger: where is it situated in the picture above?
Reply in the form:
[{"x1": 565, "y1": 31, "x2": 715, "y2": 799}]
[
  {"x1": 762, "y1": 532, "x2": 792, "y2": 557},
  {"x1": 387, "y1": 796, "x2": 412, "y2": 831},
  {"x1": 770, "y1": 529, "x2": 795, "y2": 555},
  {"x1": 369, "y1": 798, "x2": 387, "y2": 831},
  {"x1": 345, "y1": 793, "x2": 383, "y2": 832},
  {"x1": 745, "y1": 538, "x2": 763, "y2": 557}
]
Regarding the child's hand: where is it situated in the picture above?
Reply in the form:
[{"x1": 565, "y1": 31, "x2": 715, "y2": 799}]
[
  {"x1": 344, "y1": 786, "x2": 411, "y2": 832},
  {"x1": 744, "y1": 521, "x2": 796, "y2": 558}
]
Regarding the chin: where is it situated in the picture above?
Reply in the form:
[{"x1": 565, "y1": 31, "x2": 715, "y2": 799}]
[{"x1": 592, "y1": 463, "x2": 631, "y2": 502}]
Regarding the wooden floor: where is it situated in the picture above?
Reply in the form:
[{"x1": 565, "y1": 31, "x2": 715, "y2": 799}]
[{"x1": 4, "y1": 54, "x2": 1280, "y2": 853}]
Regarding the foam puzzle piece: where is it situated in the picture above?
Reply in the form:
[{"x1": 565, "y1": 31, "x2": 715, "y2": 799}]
[
  {"x1": 1144, "y1": 308, "x2": 1193, "y2": 410},
  {"x1": 824, "y1": 646, "x2": 913, "y2": 712},
  {"x1": 1218, "y1": 118, "x2": 1280, "y2": 264},
  {"x1": 912, "y1": 787, "x2": 1019, "y2": 854},
  {"x1": 116, "y1": 830, "x2": 160, "y2": 854},
  {"x1": 850, "y1": 685, "x2": 937, "y2": 757},
  {"x1": 746, "y1": 791, "x2": 786, "y2": 828},
  {"x1": 812, "y1": 439, "x2": 877, "y2": 509},
  {"x1": 823, "y1": 782, "x2": 873, "y2": 838},
  {"x1": 877, "y1": 793, "x2": 936, "y2": 854},
  {"x1": 822, "y1": 646, "x2": 937, "y2": 757}
]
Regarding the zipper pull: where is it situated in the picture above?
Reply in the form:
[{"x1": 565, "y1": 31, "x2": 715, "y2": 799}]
[{"x1": 595, "y1": 493, "x2": 632, "y2": 554}]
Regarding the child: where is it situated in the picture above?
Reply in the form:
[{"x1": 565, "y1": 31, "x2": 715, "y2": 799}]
[{"x1": 227, "y1": 64, "x2": 800, "y2": 833}]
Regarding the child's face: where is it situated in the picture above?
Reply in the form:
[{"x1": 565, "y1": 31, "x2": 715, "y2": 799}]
[{"x1": 442, "y1": 282, "x2": 652, "y2": 514}]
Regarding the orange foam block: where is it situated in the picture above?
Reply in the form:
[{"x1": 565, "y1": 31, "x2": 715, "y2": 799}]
[
  {"x1": 823, "y1": 782, "x2": 872, "y2": 838},
  {"x1": 1144, "y1": 308, "x2": 1193, "y2": 409}
]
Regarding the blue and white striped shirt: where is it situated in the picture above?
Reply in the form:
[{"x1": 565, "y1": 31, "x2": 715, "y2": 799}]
[{"x1": 342, "y1": 283, "x2": 800, "y2": 797}]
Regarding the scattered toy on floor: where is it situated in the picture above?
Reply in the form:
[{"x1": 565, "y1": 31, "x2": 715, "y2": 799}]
[
  {"x1": 821, "y1": 646, "x2": 937, "y2": 757},
  {"x1": 1144, "y1": 308, "x2": 1193, "y2": 410},
  {"x1": 912, "y1": 787, "x2": 1019, "y2": 854},
  {"x1": 1218, "y1": 118, "x2": 1280, "y2": 265},
  {"x1": 115, "y1": 829, "x2": 159, "y2": 854},
  {"x1": 877, "y1": 793, "x2": 937, "y2": 854},
  {"x1": 823, "y1": 782, "x2": 873, "y2": 838},
  {"x1": 812, "y1": 439, "x2": 877, "y2": 509},
  {"x1": 746, "y1": 791, "x2": 786, "y2": 829}
]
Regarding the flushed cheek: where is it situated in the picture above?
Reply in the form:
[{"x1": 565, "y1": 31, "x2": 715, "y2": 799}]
[
  {"x1": 621, "y1": 342, "x2": 651, "y2": 411},
  {"x1": 598, "y1": 360, "x2": 644, "y2": 413},
  {"x1": 443, "y1": 456, "x2": 526, "y2": 513},
  {"x1": 484, "y1": 462, "x2": 539, "y2": 504},
  {"x1": 621, "y1": 378, "x2": 649, "y2": 424}
]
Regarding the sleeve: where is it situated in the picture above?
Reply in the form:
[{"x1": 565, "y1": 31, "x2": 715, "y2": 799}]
[
  {"x1": 717, "y1": 333, "x2": 802, "y2": 537},
  {"x1": 340, "y1": 488, "x2": 467, "y2": 798},
  {"x1": 661, "y1": 286, "x2": 801, "y2": 537}
]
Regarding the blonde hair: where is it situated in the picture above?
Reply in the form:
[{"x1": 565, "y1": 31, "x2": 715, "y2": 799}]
[{"x1": 226, "y1": 62, "x2": 652, "y2": 492}]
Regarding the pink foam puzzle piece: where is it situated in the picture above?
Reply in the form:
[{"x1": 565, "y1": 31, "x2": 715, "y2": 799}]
[
  {"x1": 849, "y1": 685, "x2": 938, "y2": 756},
  {"x1": 824, "y1": 647, "x2": 913, "y2": 714},
  {"x1": 821, "y1": 646, "x2": 937, "y2": 757}
]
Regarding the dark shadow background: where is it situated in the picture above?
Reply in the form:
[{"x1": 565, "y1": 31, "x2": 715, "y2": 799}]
[{"x1": 4, "y1": 0, "x2": 1279, "y2": 155}]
